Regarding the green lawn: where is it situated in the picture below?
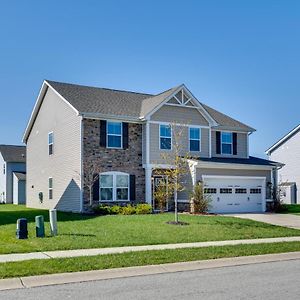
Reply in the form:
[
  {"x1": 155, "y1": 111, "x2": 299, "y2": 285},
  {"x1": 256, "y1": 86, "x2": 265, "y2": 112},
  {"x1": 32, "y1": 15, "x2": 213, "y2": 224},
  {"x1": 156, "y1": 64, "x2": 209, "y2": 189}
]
[
  {"x1": 2, "y1": 242, "x2": 300, "y2": 279},
  {"x1": 280, "y1": 204, "x2": 300, "y2": 215},
  {"x1": 1, "y1": 204, "x2": 300, "y2": 255}
]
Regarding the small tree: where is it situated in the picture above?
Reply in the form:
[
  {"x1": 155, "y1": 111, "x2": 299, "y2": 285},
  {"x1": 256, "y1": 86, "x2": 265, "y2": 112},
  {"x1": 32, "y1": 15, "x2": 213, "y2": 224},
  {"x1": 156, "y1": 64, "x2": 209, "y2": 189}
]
[
  {"x1": 156, "y1": 123, "x2": 190, "y2": 223},
  {"x1": 153, "y1": 178, "x2": 169, "y2": 213},
  {"x1": 190, "y1": 182, "x2": 212, "y2": 214},
  {"x1": 84, "y1": 164, "x2": 100, "y2": 207}
]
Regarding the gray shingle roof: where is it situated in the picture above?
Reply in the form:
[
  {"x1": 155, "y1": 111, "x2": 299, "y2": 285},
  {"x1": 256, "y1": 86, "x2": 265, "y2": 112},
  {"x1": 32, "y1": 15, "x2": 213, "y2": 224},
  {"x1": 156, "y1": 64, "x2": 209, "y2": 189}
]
[
  {"x1": 13, "y1": 172, "x2": 26, "y2": 180},
  {"x1": 190, "y1": 156, "x2": 283, "y2": 167},
  {"x1": 46, "y1": 80, "x2": 254, "y2": 131},
  {"x1": 0, "y1": 145, "x2": 26, "y2": 163}
]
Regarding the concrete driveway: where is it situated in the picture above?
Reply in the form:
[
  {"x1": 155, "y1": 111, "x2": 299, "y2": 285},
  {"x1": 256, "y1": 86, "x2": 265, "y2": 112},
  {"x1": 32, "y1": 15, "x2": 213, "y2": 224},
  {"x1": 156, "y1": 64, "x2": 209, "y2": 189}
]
[{"x1": 227, "y1": 213, "x2": 300, "y2": 230}]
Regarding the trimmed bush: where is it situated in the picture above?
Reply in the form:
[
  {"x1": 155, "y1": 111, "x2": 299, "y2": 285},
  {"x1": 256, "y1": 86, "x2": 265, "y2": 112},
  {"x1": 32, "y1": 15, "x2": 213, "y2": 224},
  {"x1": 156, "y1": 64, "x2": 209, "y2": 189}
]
[
  {"x1": 110, "y1": 205, "x2": 122, "y2": 215},
  {"x1": 121, "y1": 205, "x2": 136, "y2": 215},
  {"x1": 136, "y1": 204, "x2": 152, "y2": 215},
  {"x1": 93, "y1": 205, "x2": 111, "y2": 215}
]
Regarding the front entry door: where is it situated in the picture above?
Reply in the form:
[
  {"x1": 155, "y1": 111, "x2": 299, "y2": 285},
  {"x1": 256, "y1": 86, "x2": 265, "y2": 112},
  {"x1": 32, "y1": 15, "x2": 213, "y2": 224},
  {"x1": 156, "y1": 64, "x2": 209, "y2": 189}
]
[{"x1": 152, "y1": 176, "x2": 169, "y2": 211}]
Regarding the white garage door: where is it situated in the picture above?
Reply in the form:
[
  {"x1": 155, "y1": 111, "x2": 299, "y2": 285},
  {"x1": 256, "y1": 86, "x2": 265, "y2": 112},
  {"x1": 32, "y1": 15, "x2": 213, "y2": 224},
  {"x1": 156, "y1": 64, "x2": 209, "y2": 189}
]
[{"x1": 203, "y1": 176, "x2": 266, "y2": 213}]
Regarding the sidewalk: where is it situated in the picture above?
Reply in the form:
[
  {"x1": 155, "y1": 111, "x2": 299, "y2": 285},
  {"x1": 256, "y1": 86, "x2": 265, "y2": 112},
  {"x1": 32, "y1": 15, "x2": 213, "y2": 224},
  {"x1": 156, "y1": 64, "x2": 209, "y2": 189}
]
[
  {"x1": 1, "y1": 251, "x2": 300, "y2": 291},
  {"x1": 1, "y1": 236, "x2": 300, "y2": 263}
]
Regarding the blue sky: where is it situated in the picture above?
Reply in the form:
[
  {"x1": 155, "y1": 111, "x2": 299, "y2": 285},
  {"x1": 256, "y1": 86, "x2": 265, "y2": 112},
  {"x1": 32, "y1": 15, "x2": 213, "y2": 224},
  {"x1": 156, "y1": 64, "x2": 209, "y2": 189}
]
[{"x1": 0, "y1": 0, "x2": 299, "y2": 157}]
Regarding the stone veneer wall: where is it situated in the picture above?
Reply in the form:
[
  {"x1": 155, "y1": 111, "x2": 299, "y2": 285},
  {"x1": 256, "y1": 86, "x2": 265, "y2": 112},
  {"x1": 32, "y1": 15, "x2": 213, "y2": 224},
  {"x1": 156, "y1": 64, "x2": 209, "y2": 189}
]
[{"x1": 82, "y1": 119, "x2": 145, "y2": 211}]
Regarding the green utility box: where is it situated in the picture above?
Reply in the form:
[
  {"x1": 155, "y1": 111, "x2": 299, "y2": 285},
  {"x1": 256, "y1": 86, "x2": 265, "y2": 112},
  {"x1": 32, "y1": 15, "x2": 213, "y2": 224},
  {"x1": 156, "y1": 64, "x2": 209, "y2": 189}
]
[{"x1": 35, "y1": 215, "x2": 45, "y2": 238}]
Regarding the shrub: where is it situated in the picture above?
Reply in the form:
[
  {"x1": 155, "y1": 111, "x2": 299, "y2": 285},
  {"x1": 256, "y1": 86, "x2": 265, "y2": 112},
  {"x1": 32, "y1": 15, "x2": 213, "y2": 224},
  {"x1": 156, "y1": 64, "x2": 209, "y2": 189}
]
[
  {"x1": 121, "y1": 204, "x2": 136, "y2": 215},
  {"x1": 110, "y1": 205, "x2": 122, "y2": 215},
  {"x1": 93, "y1": 205, "x2": 111, "y2": 215},
  {"x1": 190, "y1": 182, "x2": 212, "y2": 214},
  {"x1": 136, "y1": 203, "x2": 152, "y2": 215}
]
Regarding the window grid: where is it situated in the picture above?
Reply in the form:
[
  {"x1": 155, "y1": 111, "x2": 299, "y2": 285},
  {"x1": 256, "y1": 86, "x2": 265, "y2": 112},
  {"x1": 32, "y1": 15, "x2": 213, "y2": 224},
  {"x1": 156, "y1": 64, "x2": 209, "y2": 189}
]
[
  {"x1": 100, "y1": 172, "x2": 129, "y2": 201},
  {"x1": 220, "y1": 188, "x2": 232, "y2": 194},
  {"x1": 48, "y1": 132, "x2": 53, "y2": 155},
  {"x1": 107, "y1": 121, "x2": 122, "y2": 149},
  {"x1": 221, "y1": 132, "x2": 233, "y2": 155},
  {"x1": 235, "y1": 188, "x2": 247, "y2": 194},
  {"x1": 189, "y1": 127, "x2": 201, "y2": 152},
  {"x1": 204, "y1": 188, "x2": 217, "y2": 194},
  {"x1": 250, "y1": 188, "x2": 261, "y2": 194},
  {"x1": 159, "y1": 124, "x2": 172, "y2": 150},
  {"x1": 48, "y1": 177, "x2": 53, "y2": 200}
]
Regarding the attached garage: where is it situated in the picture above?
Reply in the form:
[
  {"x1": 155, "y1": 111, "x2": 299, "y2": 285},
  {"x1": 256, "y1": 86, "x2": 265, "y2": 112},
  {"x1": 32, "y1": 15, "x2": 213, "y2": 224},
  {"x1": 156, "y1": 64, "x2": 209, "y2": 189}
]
[{"x1": 203, "y1": 176, "x2": 266, "y2": 213}]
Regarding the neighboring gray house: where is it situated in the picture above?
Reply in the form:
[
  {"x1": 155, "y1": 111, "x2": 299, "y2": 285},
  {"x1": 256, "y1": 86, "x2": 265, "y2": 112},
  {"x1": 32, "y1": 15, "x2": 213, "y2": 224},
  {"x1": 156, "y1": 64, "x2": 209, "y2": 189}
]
[
  {"x1": 0, "y1": 145, "x2": 26, "y2": 204},
  {"x1": 23, "y1": 80, "x2": 281, "y2": 213},
  {"x1": 266, "y1": 124, "x2": 300, "y2": 204}
]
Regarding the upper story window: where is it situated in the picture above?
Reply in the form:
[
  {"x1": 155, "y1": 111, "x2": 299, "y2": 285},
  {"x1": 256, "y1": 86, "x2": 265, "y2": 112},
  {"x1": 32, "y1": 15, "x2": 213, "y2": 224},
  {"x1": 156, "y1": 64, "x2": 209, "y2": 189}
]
[
  {"x1": 48, "y1": 132, "x2": 54, "y2": 155},
  {"x1": 100, "y1": 172, "x2": 129, "y2": 201},
  {"x1": 49, "y1": 177, "x2": 53, "y2": 200},
  {"x1": 221, "y1": 132, "x2": 233, "y2": 155},
  {"x1": 189, "y1": 127, "x2": 201, "y2": 152},
  {"x1": 3, "y1": 164, "x2": 5, "y2": 175},
  {"x1": 107, "y1": 121, "x2": 122, "y2": 149},
  {"x1": 160, "y1": 124, "x2": 172, "y2": 150}
]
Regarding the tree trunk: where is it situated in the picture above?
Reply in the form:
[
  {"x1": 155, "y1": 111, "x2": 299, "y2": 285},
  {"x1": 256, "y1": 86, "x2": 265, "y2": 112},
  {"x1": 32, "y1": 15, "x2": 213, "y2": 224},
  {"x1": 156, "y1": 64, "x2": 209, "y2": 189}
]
[
  {"x1": 174, "y1": 178, "x2": 178, "y2": 223},
  {"x1": 89, "y1": 188, "x2": 93, "y2": 206}
]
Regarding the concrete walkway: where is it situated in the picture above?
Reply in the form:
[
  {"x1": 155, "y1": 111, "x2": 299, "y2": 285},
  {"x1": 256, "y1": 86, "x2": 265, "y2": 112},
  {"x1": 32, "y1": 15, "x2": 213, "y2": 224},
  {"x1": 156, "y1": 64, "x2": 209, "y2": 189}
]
[
  {"x1": 2, "y1": 236, "x2": 300, "y2": 264},
  {"x1": 229, "y1": 213, "x2": 300, "y2": 230},
  {"x1": 2, "y1": 251, "x2": 300, "y2": 291}
]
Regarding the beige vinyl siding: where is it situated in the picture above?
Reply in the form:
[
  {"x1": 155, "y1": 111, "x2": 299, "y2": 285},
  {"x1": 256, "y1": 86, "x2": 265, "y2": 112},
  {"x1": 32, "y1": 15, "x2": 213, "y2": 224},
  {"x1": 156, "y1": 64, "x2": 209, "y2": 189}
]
[
  {"x1": 151, "y1": 105, "x2": 209, "y2": 125},
  {"x1": 149, "y1": 124, "x2": 210, "y2": 164},
  {"x1": 211, "y1": 130, "x2": 248, "y2": 158},
  {"x1": 26, "y1": 88, "x2": 81, "y2": 212}
]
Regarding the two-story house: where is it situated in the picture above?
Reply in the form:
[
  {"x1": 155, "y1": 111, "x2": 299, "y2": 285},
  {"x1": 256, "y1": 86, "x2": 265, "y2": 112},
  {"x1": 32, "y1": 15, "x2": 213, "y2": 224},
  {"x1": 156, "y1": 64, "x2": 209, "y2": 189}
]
[
  {"x1": 0, "y1": 145, "x2": 26, "y2": 204},
  {"x1": 23, "y1": 80, "x2": 281, "y2": 213},
  {"x1": 266, "y1": 124, "x2": 300, "y2": 204}
]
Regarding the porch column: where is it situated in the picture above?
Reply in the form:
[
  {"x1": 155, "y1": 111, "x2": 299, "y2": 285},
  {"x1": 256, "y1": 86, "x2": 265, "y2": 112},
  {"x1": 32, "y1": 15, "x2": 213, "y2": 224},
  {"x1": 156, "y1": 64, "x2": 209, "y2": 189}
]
[{"x1": 145, "y1": 166, "x2": 152, "y2": 205}]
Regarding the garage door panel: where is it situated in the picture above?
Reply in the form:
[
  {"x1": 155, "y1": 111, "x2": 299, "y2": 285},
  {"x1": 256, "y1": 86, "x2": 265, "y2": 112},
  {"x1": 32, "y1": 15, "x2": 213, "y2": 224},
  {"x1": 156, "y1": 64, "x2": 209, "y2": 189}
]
[{"x1": 203, "y1": 177, "x2": 265, "y2": 213}]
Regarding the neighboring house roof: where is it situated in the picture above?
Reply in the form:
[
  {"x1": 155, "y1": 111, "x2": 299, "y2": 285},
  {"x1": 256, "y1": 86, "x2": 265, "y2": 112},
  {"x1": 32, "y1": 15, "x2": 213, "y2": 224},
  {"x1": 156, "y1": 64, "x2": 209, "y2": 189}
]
[
  {"x1": 190, "y1": 156, "x2": 283, "y2": 167},
  {"x1": 13, "y1": 172, "x2": 26, "y2": 181},
  {"x1": 0, "y1": 145, "x2": 26, "y2": 163},
  {"x1": 266, "y1": 123, "x2": 300, "y2": 155},
  {"x1": 23, "y1": 80, "x2": 255, "y2": 142}
]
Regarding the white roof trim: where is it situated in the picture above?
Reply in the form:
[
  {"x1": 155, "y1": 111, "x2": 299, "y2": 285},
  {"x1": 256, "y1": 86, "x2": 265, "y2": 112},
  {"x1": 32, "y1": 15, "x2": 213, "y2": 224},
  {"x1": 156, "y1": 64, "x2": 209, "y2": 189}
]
[
  {"x1": 188, "y1": 159, "x2": 275, "y2": 170},
  {"x1": 144, "y1": 84, "x2": 219, "y2": 127},
  {"x1": 266, "y1": 123, "x2": 300, "y2": 155},
  {"x1": 22, "y1": 81, "x2": 79, "y2": 143}
]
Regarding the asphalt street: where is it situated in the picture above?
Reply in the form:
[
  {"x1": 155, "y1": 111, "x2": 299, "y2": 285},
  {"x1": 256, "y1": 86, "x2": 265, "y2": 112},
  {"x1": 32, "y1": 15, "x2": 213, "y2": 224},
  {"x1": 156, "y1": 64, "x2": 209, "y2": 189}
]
[{"x1": 1, "y1": 259, "x2": 300, "y2": 299}]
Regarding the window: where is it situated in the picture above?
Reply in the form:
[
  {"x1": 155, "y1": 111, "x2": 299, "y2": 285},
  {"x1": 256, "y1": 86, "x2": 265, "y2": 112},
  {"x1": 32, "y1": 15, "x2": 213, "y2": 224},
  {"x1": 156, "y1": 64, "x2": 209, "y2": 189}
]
[
  {"x1": 107, "y1": 121, "x2": 122, "y2": 148},
  {"x1": 48, "y1": 132, "x2": 54, "y2": 155},
  {"x1": 48, "y1": 177, "x2": 53, "y2": 200},
  {"x1": 204, "y1": 188, "x2": 217, "y2": 194},
  {"x1": 220, "y1": 188, "x2": 232, "y2": 194},
  {"x1": 3, "y1": 164, "x2": 5, "y2": 175},
  {"x1": 221, "y1": 132, "x2": 232, "y2": 155},
  {"x1": 235, "y1": 188, "x2": 247, "y2": 194},
  {"x1": 100, "y1": 172, "x2": 129, "y2": 201},
  {"x1": 160, "y1": 124, "x2": 172, "y2": 150},
  {"x1": 250, "y1": 188, "x2": 261, "y2": 194},
  {"x1": 189, "y1": 127, "x2": 201, "y2": 152}
]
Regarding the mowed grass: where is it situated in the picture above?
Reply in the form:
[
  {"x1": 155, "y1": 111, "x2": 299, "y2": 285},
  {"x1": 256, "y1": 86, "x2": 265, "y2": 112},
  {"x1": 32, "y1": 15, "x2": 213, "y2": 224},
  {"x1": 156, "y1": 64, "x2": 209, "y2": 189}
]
[
  {"x1": 2, "y1": 242, "x2": 300, "y2": 279},
  {"x1": 1, "y1": 204, "x2": 300, "y2": 255}
]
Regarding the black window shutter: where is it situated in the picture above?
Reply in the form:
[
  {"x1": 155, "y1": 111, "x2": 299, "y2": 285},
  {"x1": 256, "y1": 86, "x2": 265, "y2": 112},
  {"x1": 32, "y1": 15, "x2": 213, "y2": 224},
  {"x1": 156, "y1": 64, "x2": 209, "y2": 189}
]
[
  {"x1": 233, "y1": 132, "x2": 237, "y2": 155},
  {"x1": 100, "y1": 120, "x2": 107, "y2": 147},
  {"x1": 130, "y1": 175, "x2": 136, "y2": 201},
  {"x1": 93, "y1": 174, "x2": 100, "y2": 201},
  {"x1": 122, "y1": 122, "x2": 129, "y2": 149},
  {"x1": 216, "y1": 131, "x2": 221, "y2": 154}
]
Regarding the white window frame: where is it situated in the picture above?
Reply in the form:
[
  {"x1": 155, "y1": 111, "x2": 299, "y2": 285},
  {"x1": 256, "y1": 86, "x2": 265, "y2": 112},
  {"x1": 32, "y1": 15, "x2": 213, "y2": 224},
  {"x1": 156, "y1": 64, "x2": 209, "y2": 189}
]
[
  {"x1": 106, "y1": 121, "x2": 123, "y2": 149},
  {"x1": 221, "y1": 131, "x2": 233, "y2": 155},
  {"x1": 99, "y1": 171, "x2": 130, "y2": 202},
  {"x1": 159, "y1": 124, "x2": 172, "y2": 150},
  {"x1": 189, "y1": 126, "x2": 201, "y2": 152},
  {"x1": 48, "y1": 132, "x2": 54, "y2": 156},
  {"x1": 48, "y1": 177, "x2": 53, "y2": 200}
]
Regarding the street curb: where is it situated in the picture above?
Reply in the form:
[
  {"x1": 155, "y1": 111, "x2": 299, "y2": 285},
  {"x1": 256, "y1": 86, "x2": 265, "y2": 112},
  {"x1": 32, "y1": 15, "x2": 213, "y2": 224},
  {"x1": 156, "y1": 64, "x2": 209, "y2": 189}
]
[{"x1": 1, "y1": 251, "x2": 300, "y2": 291}]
